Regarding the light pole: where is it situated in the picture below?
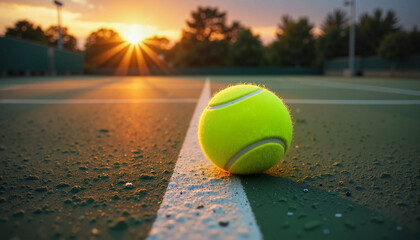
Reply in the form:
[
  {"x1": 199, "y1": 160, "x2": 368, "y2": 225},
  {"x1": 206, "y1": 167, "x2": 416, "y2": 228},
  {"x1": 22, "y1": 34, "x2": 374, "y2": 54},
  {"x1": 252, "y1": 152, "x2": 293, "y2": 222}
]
[
  {"x1": 54, "y1": 1, "x2": 63, "y2": 50},
  {"x1": 344, "y1": 0, "x2": 356, "y2": 77}
]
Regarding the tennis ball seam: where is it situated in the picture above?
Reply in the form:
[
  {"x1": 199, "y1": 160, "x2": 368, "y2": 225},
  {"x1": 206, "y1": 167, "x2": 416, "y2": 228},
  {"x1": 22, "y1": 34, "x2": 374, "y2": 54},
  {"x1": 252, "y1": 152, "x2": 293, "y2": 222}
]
[
  {"x1": 224, "y1": 138, "x2": 286, "y2": 171},
  {"x1": 208, "y1": 88, "x2": 264, "y2": 110}
]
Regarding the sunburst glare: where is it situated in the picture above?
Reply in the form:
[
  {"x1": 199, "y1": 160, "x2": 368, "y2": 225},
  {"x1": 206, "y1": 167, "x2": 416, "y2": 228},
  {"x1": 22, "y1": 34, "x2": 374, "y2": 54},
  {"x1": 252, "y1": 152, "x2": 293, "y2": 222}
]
[
  {"x1": 125, "y1": 32, "x2": 143, "y2": 44},
  {"x1": 86, "y1": 24, "x2": 170, "y2": 75}
]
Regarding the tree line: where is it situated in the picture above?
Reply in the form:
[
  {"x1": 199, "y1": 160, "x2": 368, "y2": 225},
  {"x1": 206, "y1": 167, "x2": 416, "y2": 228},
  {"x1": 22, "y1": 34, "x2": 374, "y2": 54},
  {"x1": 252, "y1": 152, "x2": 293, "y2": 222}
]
[
  {"x1": 4, "y1": 7, "x2": 420, "y2": 68},
  {"x1": 4, "y1": 20, "x2": 78, "y2": 51}
]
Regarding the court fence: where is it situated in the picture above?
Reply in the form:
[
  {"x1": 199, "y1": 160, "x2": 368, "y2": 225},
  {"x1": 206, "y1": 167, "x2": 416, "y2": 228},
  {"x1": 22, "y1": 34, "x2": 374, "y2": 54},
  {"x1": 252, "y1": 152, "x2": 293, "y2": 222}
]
[
  {"x1": 324, "y1": 55, "x2": 420, "y2": 77},
  {"x1": 3, "y1": 36, "x2": 419, "y2": 77},
  {"x1": 0, "y1": 36, "x2": 84, "y2": 76},
  {"x1": 90, "y1": 66, "x2": 322, "y2": 76}
]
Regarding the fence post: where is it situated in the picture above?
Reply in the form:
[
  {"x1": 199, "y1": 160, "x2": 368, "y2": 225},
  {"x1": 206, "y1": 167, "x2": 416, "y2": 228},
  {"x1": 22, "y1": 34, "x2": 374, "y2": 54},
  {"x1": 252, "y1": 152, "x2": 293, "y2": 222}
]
[{"x1": 48, "y1": 47, "x2": 55, "y2": 76}]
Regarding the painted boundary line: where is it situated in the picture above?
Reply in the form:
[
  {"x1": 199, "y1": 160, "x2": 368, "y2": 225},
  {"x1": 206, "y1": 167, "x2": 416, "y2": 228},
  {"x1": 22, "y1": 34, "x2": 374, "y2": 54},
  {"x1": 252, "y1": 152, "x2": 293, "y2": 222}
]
[
  {"x1": 147, "y1": 79, "x2": 262, "y2": 240},
  {"x1": 283, "y1": 99, "x2": 420, "y2": 105},
  {"x1": 0, "y1": 84, "x2": 205, "y2": 91},
  {"x1": 0, "y1": 99, "x2": 197, "y2": 104},
  {"x1": 294, "y1": 78, "x2": 420, "y2": 96},
  {"x1": 1, "y1": 99, "x2": 420, "y2": 105}
]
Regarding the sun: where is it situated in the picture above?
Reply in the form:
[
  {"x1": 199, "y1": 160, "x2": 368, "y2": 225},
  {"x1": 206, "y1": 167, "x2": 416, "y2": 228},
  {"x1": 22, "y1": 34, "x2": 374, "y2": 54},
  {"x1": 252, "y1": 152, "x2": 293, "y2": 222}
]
[
  {"x1": 125, "y1": 32, "x2": 143, "y2": 44},
  {"x1": 121, "y1": 25, "x2": 147, "y2": 44},
  {"x1": 120, "y1": 24, "x2": 158, "y2": 45}
]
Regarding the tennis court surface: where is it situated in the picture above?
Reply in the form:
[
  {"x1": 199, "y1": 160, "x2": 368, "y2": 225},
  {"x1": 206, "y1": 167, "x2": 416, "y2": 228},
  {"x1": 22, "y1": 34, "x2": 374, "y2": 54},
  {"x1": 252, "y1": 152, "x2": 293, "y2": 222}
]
[{"x1": 0, "y1": 75, "x2": 419, "y2": 239}]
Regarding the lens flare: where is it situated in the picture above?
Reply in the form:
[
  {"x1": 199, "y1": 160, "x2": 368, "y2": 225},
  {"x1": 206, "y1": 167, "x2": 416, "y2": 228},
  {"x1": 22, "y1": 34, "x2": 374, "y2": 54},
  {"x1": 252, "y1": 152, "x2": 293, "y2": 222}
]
[
  {"x1": 89, "y1": 24, "x2": 171, "y2": 75},
  {"x1": 125, "y1": 32, "x2": 143, "y2": 44}
]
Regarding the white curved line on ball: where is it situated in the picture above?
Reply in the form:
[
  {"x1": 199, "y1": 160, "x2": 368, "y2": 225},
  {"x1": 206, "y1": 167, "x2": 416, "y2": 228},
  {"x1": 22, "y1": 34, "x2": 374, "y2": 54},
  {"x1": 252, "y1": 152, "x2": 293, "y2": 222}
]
[
  {"x1": 208, "y1": 88, "x2": 264, "y2": 110},
  {"x1": 224, "y1": 138, "x2": 286, "y2": 171}
]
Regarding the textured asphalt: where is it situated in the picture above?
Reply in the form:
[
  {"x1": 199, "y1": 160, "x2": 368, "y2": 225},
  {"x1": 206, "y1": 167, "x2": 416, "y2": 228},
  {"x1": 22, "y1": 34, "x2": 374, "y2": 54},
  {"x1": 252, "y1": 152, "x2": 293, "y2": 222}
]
[
  {"x1": 0, "y1": 75, "x2": 419, "y2": 240},
  {"x1": 211, "y1": 76, "x2": 420, "y2": 240},
  {"x1": 0, "y1": 76, "x2": 201, "y2": 239}
]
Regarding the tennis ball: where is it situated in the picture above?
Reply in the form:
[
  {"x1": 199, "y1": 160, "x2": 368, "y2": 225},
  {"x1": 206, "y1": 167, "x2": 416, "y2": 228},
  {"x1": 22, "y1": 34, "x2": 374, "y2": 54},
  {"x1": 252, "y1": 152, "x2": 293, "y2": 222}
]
[{"x1": 198, "y1": 84, "x2": 292, "y2": 175}]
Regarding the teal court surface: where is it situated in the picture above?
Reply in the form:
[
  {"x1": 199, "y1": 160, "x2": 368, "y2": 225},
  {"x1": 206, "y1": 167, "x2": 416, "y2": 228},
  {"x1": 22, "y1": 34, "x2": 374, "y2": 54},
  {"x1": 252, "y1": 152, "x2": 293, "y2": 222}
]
[{"x1": 0, "y1": 76, "x2": 419, "y2": 239}]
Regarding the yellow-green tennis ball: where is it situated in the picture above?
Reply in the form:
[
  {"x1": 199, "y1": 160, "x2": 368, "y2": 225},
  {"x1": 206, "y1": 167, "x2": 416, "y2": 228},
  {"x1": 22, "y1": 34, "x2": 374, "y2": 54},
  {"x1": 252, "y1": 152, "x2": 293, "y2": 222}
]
[{"x1": 198, "y1": 84, "x2": 293, "y2": 175}]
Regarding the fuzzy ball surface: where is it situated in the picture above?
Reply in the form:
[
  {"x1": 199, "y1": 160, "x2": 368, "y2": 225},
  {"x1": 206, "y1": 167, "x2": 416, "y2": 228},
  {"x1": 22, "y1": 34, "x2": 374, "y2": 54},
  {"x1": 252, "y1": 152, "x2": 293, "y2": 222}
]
[{"x1": 198, "y1": 84, "x2": 293, "y2": 174}]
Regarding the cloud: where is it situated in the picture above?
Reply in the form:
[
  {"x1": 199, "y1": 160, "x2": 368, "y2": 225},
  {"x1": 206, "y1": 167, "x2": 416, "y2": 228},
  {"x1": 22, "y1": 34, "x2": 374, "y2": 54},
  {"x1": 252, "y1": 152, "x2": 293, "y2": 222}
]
[
  {"x1": 0, "y1": 2, "x2": 81, "y2": 31},
  {"x1": 71, "y1": 0, "x2": 88, "y2": 5},
  {"x1": 70, "y1": 0, "x2": 95, "y2": 9}
]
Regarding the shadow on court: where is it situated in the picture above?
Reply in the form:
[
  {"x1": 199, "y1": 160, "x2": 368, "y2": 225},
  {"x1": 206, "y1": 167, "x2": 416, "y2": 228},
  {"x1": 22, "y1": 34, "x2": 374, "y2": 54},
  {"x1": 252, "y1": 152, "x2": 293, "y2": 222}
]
[{"x1": 240, "y1": 174, "x2": 418, "y2": 240}]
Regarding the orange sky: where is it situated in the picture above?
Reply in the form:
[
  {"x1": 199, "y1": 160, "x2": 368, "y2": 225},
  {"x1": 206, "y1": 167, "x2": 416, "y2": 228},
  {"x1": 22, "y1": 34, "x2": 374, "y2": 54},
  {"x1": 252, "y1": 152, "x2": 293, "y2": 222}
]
[{"x1": 0, "y1": 0, "x2": 418, "y2": 49}]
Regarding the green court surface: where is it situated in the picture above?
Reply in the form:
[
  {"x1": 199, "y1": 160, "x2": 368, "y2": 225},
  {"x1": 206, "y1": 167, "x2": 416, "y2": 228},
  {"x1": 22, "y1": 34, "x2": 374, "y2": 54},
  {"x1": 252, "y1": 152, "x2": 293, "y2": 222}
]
[{"x1": 0, "y1": 76, "x2": 419, "y2": 239}]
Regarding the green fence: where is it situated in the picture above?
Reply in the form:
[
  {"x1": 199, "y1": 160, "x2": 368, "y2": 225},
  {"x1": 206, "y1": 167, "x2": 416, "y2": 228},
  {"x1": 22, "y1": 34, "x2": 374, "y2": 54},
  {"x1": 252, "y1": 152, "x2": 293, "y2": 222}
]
[
  {"x1": 325, "y1": 55, "x2": 420, "y2": 71},
  {"x1": 0, "y1": 36, "x2": 84, "y2": 74},
  {"x1": 54, "y1": 48, "x2": 84, "y2": 72},
  {"x1": 91, "y1": 66, "x2": 322, "y2": 76},
  {"x1": 0, "y1": 37, "x2": 48, "y2": 72},
  {"x1": 170, "y1": 67, "x2": 321, "y2": 75}
]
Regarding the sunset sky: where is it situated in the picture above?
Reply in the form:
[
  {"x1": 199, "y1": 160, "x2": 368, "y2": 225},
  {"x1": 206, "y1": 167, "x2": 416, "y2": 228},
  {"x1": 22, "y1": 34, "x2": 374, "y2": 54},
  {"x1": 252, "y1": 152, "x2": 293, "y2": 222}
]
[{"x1": 1, "y1": 0, "x2": 419, "y2": 49}]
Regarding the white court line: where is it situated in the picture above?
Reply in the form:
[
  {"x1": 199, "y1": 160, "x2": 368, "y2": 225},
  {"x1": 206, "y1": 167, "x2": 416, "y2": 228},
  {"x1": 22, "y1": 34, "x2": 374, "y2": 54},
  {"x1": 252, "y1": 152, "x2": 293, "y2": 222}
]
[
  {"x1": 283, "y1": 99, "x2": 420, "y2": 105},
  {"x1": 0, "y1": 85, "x2": 204, "y2": 90},
  {"x1": 0, "y1": 99, "x2": 197, "y2": 104},
  {"x1": 295, "y1": 79, "x2": 420, "y2": 96},
  {"x1": 1, "y1": 98, "x2": 419, "y2": 105},
  {"x1": 147, "y1": 79, "x2": 262, "y2": 240}
]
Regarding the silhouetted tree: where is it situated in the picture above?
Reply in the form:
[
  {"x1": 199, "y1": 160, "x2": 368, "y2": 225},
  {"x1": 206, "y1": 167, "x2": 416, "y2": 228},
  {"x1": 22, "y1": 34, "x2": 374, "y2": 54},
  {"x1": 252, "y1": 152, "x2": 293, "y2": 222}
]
[
  {"x1": 183, "y1": 7, "x2": 243, "y2": 42},
  {"x1": 321, "y1": 9, "x2": 349, "y2": 32},
  {"x1": 169, "y1": 7, "x2": 242, "y2": 66},
  {"x1": 84, "y1": 28, "x2": 123, "y2": 69},
  {"x1": 269, "y1": 15, "x2": 315, "y2": 66},
  {"x1": 143, "y1": 36, "x2": 170, "y2": 54},
  {"x1": 5, "y1": 19, "x2": 47, "y2": 44},
  {"x1": 230, "y1": 29, "x2": 265, "y2": 66},
  {"x1": 408, "y1": 26, "x2": 420, "y2": 54},
  {"x1": 85, "y1": 28, "x2": 121, "y2": 49},
  {"x1": 45, "y1": 26, "x2": 78, "y2": 51},
  {"x1": 316, "y1": 9, "x2": 349, "y2": 64},
  {"x1": 356, "y1": 9, "x2": 400, "y2": 56},
  {"x1": 377, "y1": 31, "x2": 410, "y2": 74},
  {"x1": 170, "y1": 38, "x2": 230, "y2": 67},
  {"x1": 276, "y1": 15, "x2": 292, "y2": 35},
  {"x1": 224, "y1": 21, "x2": 244, "y2": 44},
  {"x1": 143, "y1": 36, "x2": 171, "y2": 65}
]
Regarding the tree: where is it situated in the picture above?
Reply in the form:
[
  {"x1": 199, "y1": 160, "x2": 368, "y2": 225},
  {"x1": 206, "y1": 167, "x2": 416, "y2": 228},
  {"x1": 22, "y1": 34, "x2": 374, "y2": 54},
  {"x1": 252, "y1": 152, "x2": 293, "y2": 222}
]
[
  {"x1": 269, "y1": 15, "x2": 315, "y2": 66},
  {"x1": 321, "y1": 9, "x2": 348, "y2": 32},
  {"x1": 170, "y1": 38, "x2": 230, "y2": 67},
  {"x1": 230, "y1": 29, "x2": 265, "y2": 66},
  {"x1": 408, "y1": 26, "x2": 420, "y2": 54},
  {"x1": 169, "y1": 7, "x2": 242, "y2": 66},
  {"x1": 85, "y1": 28, "x2": 121, "y2": 49},
  {"x1": 143, "y1": 36, "x2": 170, "y2": 54},
  {"x1": 45, "y1": 26, "x2": 78, "y2": 51},
  {"x1": 377, "y1": 31, "x2": 410, "y2": 74},
  {"x1": 316, "y1": 9, "x2": 349, "y2": 64},
  {"x1": 183, "y1": 7, "x2": 243, "y2": 42},
  {"x1": 356, "y1": 9, "x2": 400, "y2": 56},
  {"x1": 142, "y1": 36, "x2": 171, "y2": 66},
  {"x1": 316, "y1": 28, "x2": 348, "y2": 62},
  {"x1": 84, "y1": 28, "x2": 123, "y2": 69},
  {"x1": 5, "y1": 19, "x2": 47, "y2": 44},
  {"x1": 224, "y1": 21, "x2": 244, "y2": 44}
]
